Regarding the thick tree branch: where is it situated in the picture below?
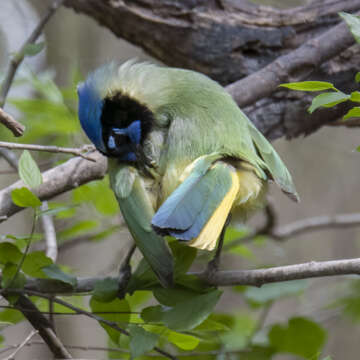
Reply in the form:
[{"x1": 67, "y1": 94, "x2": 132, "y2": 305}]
[
  {"x1": 11, "y1": 295, "x2": 72, "y2": 359},
  {"x1": 0, "y1": 151, "x2": 107, "y2": 222},
  {"x1": 64, "y1": 0, "x2": 360, "y2": 140},
  {"x1": 65, "y1": 0, "x2": 359, "y2": 84},
  {"x1": 226, "y1": 18, "x2": 356, "y2": 108}
]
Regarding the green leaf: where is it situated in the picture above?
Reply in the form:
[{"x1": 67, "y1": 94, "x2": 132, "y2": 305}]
[
  {"x1": 194, "y1": 317, "x2": 230, "y2": 332},
  {"x1": 25, "y1": 71, "x2": 64, "y2": 103},
  {"x1": 22, "y1": 251, "x2": 53, "y2": 278},
  {"x1": 0, "y1": 242, "x2": 22, "y2": 265},
  {"x1": 167, "y1": 330, "x2": 200, "y2": 350},
  {"x1": 356, "y1": 72, "x2": 360, "y2": 83},
  {"x1": 37, "y1": 204, "x2": 77, "y2": 218},
  {"x1": 128, "y1": 324, "x2": 159, "y2": 359},
  {"x1": 1, "y1": 263, "x2": 26, "y2": 289},
  {"x1": 127, "y1": 258, "x2": 160, "y2": 292},
  {"x1": 170, "y1": 241, "x2": 197, "y2": 276},
  {"x1": 224, "y1": 226, "x2": 251, "y2": 244},
  {"x1": 58, "y1": 220, "x2": 99, "y2": 240},
  {"x1": 308, "y1": 92, "x2": 349, "y2": 113},
  {"x1": 0, "y1": 308, "x2": 24, "y2": 324},
  {"x1": 90, "y1": 297, "x2": 130, "y2": 344},
  {"x1": 268, "y1": 317, "x2": 327, "y2": 359},
  {"x1": 279, "y1": 81, "x2": 336, "y2": 92},
  {"x1": 229, "y1": 244, "x2": 254, "y2": 258},
  {"x1": 350, "y1": 91, "x2": 360, "y2": 103},
  {"x1": 221, "y1": 312, "x2": 256, "y2": 350},
  {"x1": 11, "y1": 187, "x2": 42, "y2": 208},
  {"x1": 339, "y1": 12, "x2": 360, "y2": 44},
  {"x1": 23, "y1": 42, "x2": 45, "y2": 57},
  {"x1": 42, "y1": 264, "x2": 77, "y2": 287},
  {"x1": 73, "y1": 177, "x2": 119, "y2": 216},
  {"x1": 174, "y1": 273, "x2": 209, "y2": 292},
  {"x1": 93, "y1": 277, "x2": 119, "y2": 302},
  {"x1": 244, "y1": 280, "x2": 308, "y2": 305},
  {"x1": 18, "y1": 150, "x2": 43, "y2": 188},
  {"x1": 142, "y1": 289, "x2": 222, "y2": 331},
  {"x1": 154, "y1": 287, "x2": 201, "y2": 306},
  {"x1": 344, "y1": 107, "x2": 360, "y2": 120}
]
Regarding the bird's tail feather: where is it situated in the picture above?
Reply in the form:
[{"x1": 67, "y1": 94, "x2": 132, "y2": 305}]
[{"x1": 152, "y1": 161, "x2": 241, "y2": 251}]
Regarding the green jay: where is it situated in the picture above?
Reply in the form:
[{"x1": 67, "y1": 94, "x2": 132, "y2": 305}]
[{"x1": 78, "y1": 61, "x2": 298, "y2": 287}]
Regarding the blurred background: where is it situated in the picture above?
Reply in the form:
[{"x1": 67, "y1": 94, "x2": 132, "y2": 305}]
[{"x1": 1, "y1": 0, "x2": 360, "y2": 359}]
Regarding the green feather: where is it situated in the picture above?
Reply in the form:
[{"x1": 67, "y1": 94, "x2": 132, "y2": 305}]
[
  {"x1": 109, "y1": 161, "x2": 173, "y2": 288},
  {"x1": 247, "y1": 121, "x2": 299, "y2": 201}
]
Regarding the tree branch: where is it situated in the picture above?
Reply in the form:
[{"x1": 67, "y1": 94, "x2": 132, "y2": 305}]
[
  {"x1": 273, "y1": 213, "x2": 360, "y2": 239},
  {"x1": 0, "y1": 141, "x2": 96, "y2": 161},
  {"x1": 14, "y1": 291, "x2": 178, "y2": 360},
  {"x1": 0, "y1": 151, "x2": 107, "y2": 222},
  {"x1": 225, "y1": 211, "x2": 360, "y2": 249},
  {"x1": 16, "y1": 257, "x2": 360, "y2": 294},
  {"x1": 0, "y1": 109, "x2": 25, "y2": 137},
  {"x1": 226, "y1": 17, "x2": 356, "y2": 108},
  {"x1": 64, "y1": 0, "x2": 360, "y2": 140},
  {"x1": 11, "y1": 295, "x2": 72, "y2": 359},
  {"x1": 200, "y1": 258, "x2": 360, "y2": 287}
]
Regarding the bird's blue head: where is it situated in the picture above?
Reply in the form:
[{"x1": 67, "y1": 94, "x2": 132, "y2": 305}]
[{"x1": 78, "y1": 65, "x2": 153, "y2": 162}]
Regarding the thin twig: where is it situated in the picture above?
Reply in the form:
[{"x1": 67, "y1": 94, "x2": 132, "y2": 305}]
[
  {"x1": 0, "y1": 340, "x2": 256, "y2": 357},
  {"x1": 118, "y1": 242, "x2": 137, "y2": 297},
  {"x1": 225, "y1": 211, "x2": 360, "y2": 250},
  {"x1": 5, "y1": 211, "x2": 37, "y2": 290},
  {"x1": 2, "y1": 330, "x2": 38, "y2": 360},
  {"x1": 0, "y1": 0, "x2": 65, "y2": 108},
  {"x1": 14, "y1": 290, "x2": 178, "y2": 360},
  {"x1": 0, "y1": 141, "x2": 96, "y2": 161},
  {"x1": 273, "y1": 213, "x2": 360, "y2": 240},
  {"x1": 40, "y1": 202, "x2": 58, "y2": 262}
]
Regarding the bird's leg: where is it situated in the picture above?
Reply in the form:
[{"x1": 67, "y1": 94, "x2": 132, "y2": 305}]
[
  {"x1": 206, "y1": 214, "x2": 232, "y2": 277},
  {"x1": 117, "y1": 243, "x2": 136, "y2": 299}
]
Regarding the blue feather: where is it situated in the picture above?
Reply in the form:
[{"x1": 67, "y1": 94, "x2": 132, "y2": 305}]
[
  {"x1": 121, "y1": 152, "x2": 137, "y2": 162},
  {"x1": 77, "y1": 81, "x2": 106, "y2": 153},
  {"x1": 152, "y1": 160, "x2": 232, "y2": 241},
  {"x1": 126, "y1": 120, "x2": 142, "y2": 144}
]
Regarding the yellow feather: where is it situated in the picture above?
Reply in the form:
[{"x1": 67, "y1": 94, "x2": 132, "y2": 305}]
[
  {"x1": 188, "y1": 163, "x2": 264, "y2": 251},
  {"x1": 188, "y1": 168, "x2": 240, "y2": 251}
]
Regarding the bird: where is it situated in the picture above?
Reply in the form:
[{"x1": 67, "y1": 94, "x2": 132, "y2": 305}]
[{"x1": 77, "y1": 60, "x2": 298, "y2": 287}]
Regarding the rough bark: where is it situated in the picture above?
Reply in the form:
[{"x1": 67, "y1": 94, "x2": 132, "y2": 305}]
[{"x1": 63, "y1": 0, "x2": 360, "y2": 140}]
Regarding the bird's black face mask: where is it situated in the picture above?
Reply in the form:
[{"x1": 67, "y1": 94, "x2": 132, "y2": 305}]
[{"x1": 100, "y1": 93, "x2": 153, "y2": 162}]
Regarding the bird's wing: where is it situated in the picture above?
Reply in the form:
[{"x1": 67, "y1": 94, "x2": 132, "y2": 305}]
[
  {"x1": 152, "y1": 153, "x2": 240, "y2": 250},
  {"x1": 109, "y1": 162, "x2": 173, "y2": 288},
  {"x1": 246, "y1": 121, "x2": 299, "y2": 202}
]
